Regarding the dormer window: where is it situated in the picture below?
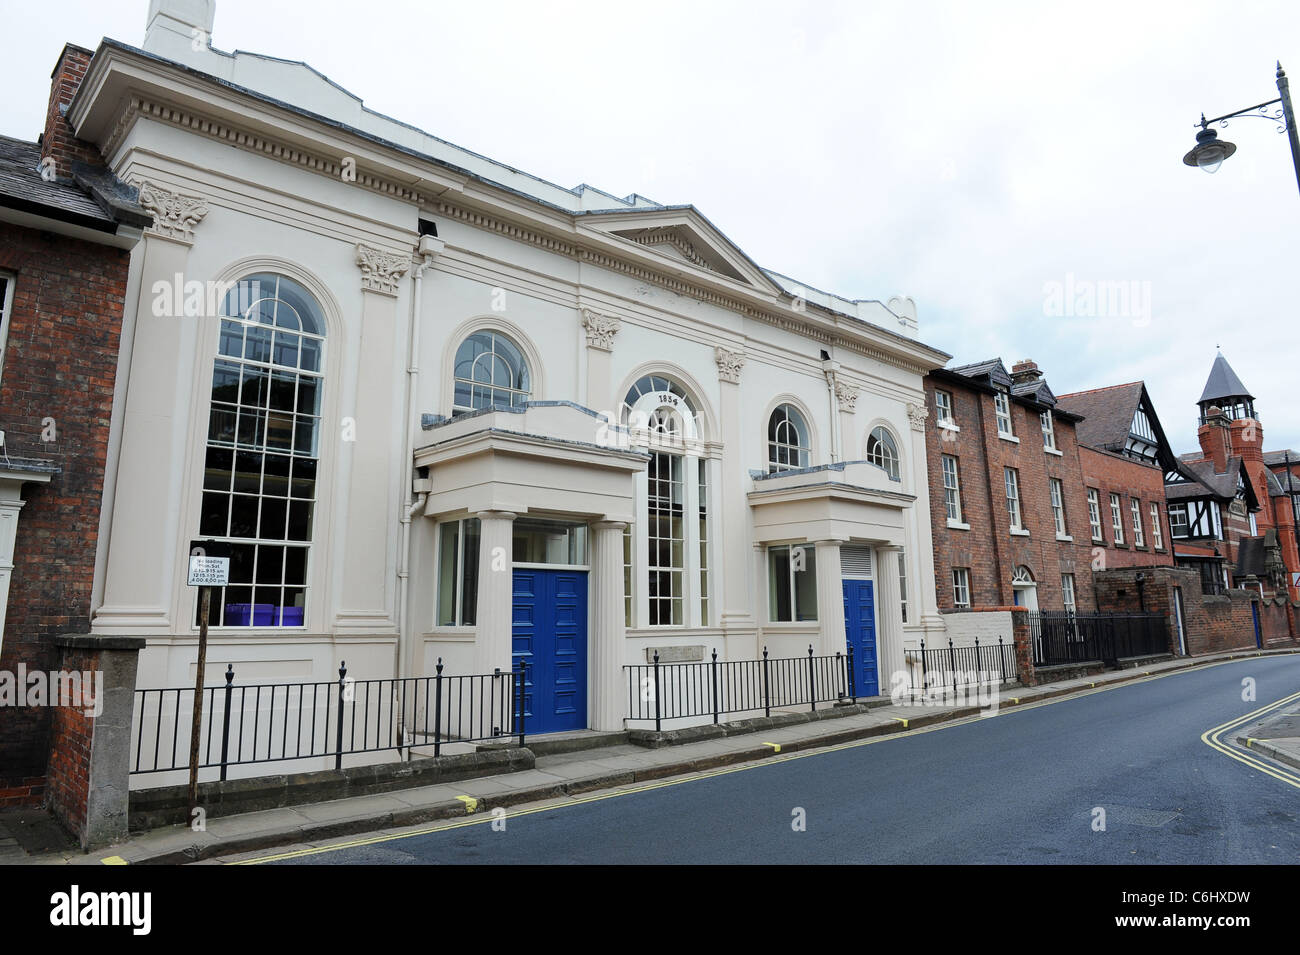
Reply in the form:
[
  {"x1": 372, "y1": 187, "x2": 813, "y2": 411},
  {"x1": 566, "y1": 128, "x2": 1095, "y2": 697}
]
[{"x1": 994, "y1": 390, "x2": 1014, "y2": 437}]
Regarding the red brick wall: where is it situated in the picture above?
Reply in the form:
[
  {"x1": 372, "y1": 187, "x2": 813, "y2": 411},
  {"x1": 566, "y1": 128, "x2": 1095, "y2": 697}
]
[
  {"x1": 1076, "y1": 446, "x2": 1174, "y2": 570},
  {"x1": 1094, "y1": 567, "x2": 1259, "y2": 656},
  {"x1": 0, "y1": 222, "x2": 129, "y2": 788},
  {"x1": 42, "y1": 646, "x2": 96, "y2": 836},
  {"x1": 924, "y1": 375, "x2": 1096, "y2": 613}
]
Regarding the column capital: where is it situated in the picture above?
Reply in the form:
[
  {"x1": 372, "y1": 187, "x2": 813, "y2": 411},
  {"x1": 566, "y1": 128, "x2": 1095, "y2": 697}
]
[
  {"x1": 473, "y1": 509, "x2": 518, "y2": 522},
  {"x1": 134, "y1": 179, "x2": 208, "y2": 244},
  {"x1": 356, "y1": 243, "x2": 411, "y2": 296},
  {"x1": 906, "y1": 401, "x2": 929, "y2": 432},
  {"x1": 580, "y1": 308, "x2": 622, "y2": 351},
  {"x1": 592, "y1": 519, "x2": 628, "y2": 532},
  {"x1": 834, "y1": 378, "x2": 860, "y2": 414},
  {"x1": 714, "y1": 345, "x2": 746, "y2": 385}
]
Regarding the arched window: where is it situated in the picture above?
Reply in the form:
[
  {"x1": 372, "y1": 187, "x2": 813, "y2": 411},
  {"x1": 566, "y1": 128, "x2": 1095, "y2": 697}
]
[
  {"x1": 866, "y1": 426, "x2": 900, "y2": 480},
  {"x1": 621, "y1": 374, "x2": 707, "y2": 627},
  {"x1": 199, "y1": 273, "x2": 325, "y2": 628},
  {"x1": 621, "y1": 374, "x2": 699, "y2": 437},
  {"x1": 768, "y1": 404, "x2": 810, "y2": 472},
  {"x1": 1012, "y1": 566, "x2": 1035, "y2": 585},
  {"x1": 453, "y1": 330, "x2": 531, "y2": 413}
]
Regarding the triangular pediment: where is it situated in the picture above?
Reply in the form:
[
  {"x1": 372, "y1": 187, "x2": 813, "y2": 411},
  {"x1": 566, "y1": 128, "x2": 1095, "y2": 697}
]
[{"x1": 579, "y1": 207, "x2": 783, "y2": 294}]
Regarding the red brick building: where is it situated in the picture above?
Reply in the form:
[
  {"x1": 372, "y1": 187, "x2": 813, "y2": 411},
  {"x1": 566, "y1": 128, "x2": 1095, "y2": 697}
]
[
  {"x1": 0, "y1": 45, "x2": 148, "y2": 804},
  {"x1": 924, "y1": 358, "x2": 1095, "y2": 615},
  {"x1": 1055, "y1": 382, "x2": 1177, "y2": 572},
  {"x1": 1173, "y1": 353, "x2": 1298, "y2": 603}
]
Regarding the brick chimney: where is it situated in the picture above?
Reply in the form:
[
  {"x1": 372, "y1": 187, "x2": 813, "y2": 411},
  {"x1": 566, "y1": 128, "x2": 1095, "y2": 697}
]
[
  {"x1": 1198, "y1": 405, "x2": 1232, "y2": 472},
  {"x1": 1010, "y1": 359, "x2": 1042, "y2": 386},
  {"x1": 39, "y1": 44, "x2": 103, "y2": 181}
]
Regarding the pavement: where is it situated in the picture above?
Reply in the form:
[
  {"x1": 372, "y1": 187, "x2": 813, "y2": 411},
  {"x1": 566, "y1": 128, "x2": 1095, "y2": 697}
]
[
  {"x1": 11, "y1": 645, "x2": 1300, "y2": 865},
  {"x1": 1237, "y1": 697, "x2": 1300, "y2": 773}
]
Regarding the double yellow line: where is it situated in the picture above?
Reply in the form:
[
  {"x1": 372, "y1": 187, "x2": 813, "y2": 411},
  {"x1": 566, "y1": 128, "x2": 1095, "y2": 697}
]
[{"x1": 1200, "y1": 690, "x2": 1300, "y2": 790}]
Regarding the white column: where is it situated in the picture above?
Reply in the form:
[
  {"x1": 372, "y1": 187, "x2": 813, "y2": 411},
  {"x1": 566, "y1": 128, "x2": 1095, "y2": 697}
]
[
  {"x1": 474, "y1": 510, "x2": 516, "y2": 673},
  {"x1": 715, "y1": 346, "x2": 754, "y2": 632},
  {"x1": 336, "y1": 248, "x2": 407, "y2": 633},
  {"x1": 813, "y1": 540, "x2": 846, "y2": 656},
  {"x1": 590, "y1": 520, "x2": 627, "y2": 731},
  {"x1": 875, "y1": 546, "x2": 906, "y2": 690}
]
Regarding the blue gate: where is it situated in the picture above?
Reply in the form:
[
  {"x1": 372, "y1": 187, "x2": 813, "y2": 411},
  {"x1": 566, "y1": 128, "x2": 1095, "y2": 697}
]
[
  {"x1": 512, "y1": 568, "x2": 588, "y2": 733},
  {"x1": 842, "y1": 579, "x2": 879, "y2": 697}
]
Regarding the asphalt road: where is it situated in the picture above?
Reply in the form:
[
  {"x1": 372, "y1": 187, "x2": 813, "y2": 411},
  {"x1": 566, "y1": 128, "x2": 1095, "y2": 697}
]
[{"x1": 262, "y1": 655, "x2": 1300, "y2": 864}]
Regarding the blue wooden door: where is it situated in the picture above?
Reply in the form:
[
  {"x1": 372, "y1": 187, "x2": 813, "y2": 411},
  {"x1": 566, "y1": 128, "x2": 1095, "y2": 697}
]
[
  {"x1": 1252, "y1": 602, "x2": 1262, "y2": 649},
  {"x1": 512, "y1": 569, "x2": 588, "y2": 733},
  {"x1": 842, "y1": 580, "x2": 879, "y2": 697}
]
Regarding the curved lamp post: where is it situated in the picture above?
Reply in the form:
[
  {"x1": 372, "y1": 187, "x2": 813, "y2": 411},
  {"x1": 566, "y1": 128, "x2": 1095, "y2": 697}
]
[{"x1": 1183, "y1": 62, "x2": 1300, "y2": 196}]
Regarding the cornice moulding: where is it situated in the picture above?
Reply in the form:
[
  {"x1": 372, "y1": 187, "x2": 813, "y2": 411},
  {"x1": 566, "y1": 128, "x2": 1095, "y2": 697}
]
[{"x1": 75, "y1": 46, "x2": 949, "y2": 376}]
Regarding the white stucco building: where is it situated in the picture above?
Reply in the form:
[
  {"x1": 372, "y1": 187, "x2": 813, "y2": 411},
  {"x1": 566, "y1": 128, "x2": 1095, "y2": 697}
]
[{"x1": 78, "y1": 0, "x2": 950, "y2": 747}]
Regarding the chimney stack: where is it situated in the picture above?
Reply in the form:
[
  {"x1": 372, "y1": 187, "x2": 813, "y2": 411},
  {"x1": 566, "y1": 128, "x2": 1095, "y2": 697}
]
[
  {"x1": 1010, "y1": 359, "x2": 1042, "y2": 386},
  {"x1": 39, "y1": 44, "x2": 102, "y2": 181},
  {"x1": 1198, "y1": 405, "x2": 1232, "y2": 472}
]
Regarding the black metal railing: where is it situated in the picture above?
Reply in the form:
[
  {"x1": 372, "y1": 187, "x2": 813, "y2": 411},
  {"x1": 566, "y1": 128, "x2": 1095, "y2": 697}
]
[
  {"x1": 130, "y1": 659, "x2": 527, "y2": 778},
  {"x1": 624, "y1": 645, "x2": 855, "y2": 729},
  {"x1": 1029, "y1": 611, "x2": 1170, "y2": 668},
  {"x1": 907, "y1": 636, "x2": 1019, "y2": 697}
]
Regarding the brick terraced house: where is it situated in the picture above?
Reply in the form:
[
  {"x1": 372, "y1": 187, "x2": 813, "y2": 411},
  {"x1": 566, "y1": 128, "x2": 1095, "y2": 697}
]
[
  {"x1": 0, "y1": 44, "x2": 149, "y2": 806},
  {"x1": 923, "y1": 358, "x2": 1096, "y2": 630},
  {"x1": 1055, "y1": 381, "x2": 1177, "y2": 573}
]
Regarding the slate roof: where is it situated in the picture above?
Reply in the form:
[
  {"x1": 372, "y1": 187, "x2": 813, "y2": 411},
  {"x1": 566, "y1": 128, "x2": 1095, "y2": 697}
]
[
  {"x1": 1165, "y1": 457, "x2": 1247, "y2": 501},
  {"x1": 949, "y1": 358, "x2": 1012, "y2": 385},
  {"x1": 1266, "y1": 469, "x2": 1300, "y2": 497},
  {"x1": 0, "y1": 134, "x2": 150, "y2": 232},
  {"x1": 1263, "y1": 449, "x2": 1300, "y2": 467},
  {"x1": 1056, "y1": 382, "x2": 1144, "y2": 454},
  {"x1": 1198, "y1": 351, "x2": 1254, "y2": 404}
]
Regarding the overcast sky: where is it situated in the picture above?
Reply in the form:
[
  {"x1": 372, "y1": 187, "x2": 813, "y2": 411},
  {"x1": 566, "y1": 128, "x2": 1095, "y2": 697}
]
[{"x1": 4, "y1": 0, "x2": 1298, "y2": 453}]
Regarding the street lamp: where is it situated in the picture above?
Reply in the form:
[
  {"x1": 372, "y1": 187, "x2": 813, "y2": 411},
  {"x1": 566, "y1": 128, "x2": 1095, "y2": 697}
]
[{"x1": 1183, "y1": 62, "x2": 1300, "y2": 196}]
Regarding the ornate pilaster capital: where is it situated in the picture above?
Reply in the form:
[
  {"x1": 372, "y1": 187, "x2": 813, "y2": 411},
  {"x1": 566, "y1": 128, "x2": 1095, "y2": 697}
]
[
  {"x1": 580, "y1": 309, "x2": 622, "y2": 351},
  {"x1": 906, "y1": 401, "x2": 929, "y2": 431},
  {"x1": 714, "y1": 345, "x2": 746, "y2": 385},
  {"x1": 134, "y1": 179, "x2": 208, "y2": 243},
  {"x1": 355, "y1": 243, "x2": 411, "y2": 296},
  {"x1": 834, "y1": 379, "x2": 860, "y2": 414}
]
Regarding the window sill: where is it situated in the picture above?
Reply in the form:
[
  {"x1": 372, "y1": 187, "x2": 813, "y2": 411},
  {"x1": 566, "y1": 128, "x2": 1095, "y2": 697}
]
[
  {"x1": 998, "y1": 433, "x2": 1020, "y2": 444},
  {"x1": 1010, "y1": 527, "x2": 1031, "y2": 537},
  {"x1": 1044, "y1": 448, "x2": 1063, "y2": 457},
  {"x1": 937, "y1": 421, "x2": 960, "y2": 433},
  {"x1": 1091, "y1": 537, "x2": 1105, "y2": 545},
  {"x1": 1055, "y1": 534, "x2": 1073, "y2": 542},
  {"x1": 947, "y1": 520, "x2": 971, "y2": 530}
]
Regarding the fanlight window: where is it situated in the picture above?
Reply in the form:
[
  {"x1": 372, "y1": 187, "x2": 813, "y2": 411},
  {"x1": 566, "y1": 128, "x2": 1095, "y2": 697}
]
[
  {"x1": 453, "y1": 330, "x2": 531, "y2": 413},
  {"x1": 622, "y1": 374, "x2": 699, "y2": 438},
  {"x1": 768, "y1": 404, "x2": 810, "y2": 472},
  {"x1": 866, "y1": 427, "x2": 900, "y2": 480},
  {"x1": 1012, "y1": 566, "x2": 1035, "y2": 585}
]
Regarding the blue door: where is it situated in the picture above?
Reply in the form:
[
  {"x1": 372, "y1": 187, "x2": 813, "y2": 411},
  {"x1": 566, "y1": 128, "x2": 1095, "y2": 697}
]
[
  {"x1": 1252, "y1": 602, "x2": 1262, "y2": 649},
  {"x1": 512, "y1": 569, "x2": 588, "y2": 733},
  {"x1": 842, "y1": 579, "x2": 879, "y2": 698}
]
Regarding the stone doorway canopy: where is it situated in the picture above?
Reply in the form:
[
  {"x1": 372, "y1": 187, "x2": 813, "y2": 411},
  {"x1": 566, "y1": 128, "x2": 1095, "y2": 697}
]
[{"x1": 413, "y1": 401, "x2": 648, "y2": 731}]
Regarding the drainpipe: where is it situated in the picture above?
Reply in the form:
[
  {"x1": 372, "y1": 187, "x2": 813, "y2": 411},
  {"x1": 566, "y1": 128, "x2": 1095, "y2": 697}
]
[
  {"x1": 395, "y1": 234, "x2": 442, "y2": 685},
  {"x1": 822, "y1": 357, "x2": 841, "y2": 462}
]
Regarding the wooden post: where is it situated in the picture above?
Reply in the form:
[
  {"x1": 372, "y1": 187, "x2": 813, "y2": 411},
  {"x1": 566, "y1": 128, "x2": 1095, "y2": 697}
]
[{"x1": 187, "y1": 585, "x2": 211, "y2": 816}]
